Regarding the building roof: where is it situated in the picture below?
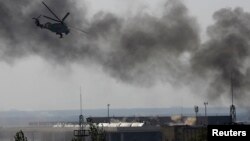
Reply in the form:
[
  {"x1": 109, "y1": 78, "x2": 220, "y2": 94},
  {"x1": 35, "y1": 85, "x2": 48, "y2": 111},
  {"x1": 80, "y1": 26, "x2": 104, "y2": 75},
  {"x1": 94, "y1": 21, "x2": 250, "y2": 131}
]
[{"x1": 98, "y1": 122, "x2": 144, "y2": 128}]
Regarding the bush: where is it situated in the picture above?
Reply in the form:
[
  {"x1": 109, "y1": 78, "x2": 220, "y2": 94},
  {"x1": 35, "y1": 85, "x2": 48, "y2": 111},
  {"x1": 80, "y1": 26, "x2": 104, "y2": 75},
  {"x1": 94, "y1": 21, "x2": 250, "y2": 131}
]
[{"x1": 14, "y1": 130, "x2": 28, "y2": 141}]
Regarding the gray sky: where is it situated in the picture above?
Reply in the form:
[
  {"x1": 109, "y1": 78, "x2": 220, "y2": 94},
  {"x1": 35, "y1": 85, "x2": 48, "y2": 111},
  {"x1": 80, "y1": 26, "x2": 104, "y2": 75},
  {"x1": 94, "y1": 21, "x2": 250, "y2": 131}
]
[{"x1": 0, "y1": 0, "x2": 249, "y2": 111}]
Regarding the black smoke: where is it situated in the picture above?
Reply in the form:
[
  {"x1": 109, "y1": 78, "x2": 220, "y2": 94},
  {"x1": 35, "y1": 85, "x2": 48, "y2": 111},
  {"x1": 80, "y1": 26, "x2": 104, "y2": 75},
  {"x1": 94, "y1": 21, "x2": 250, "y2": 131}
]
[
  {"x1": 192, "y1": 8, "x2": 250, "y2": 102},
  {"x1": 0, "y1": 0, "x2": 200, "y2": 86},
  {"x1": 1, "y1": 0, "x2": 250, "y2": 103},
  {"x1": 0, "y1": 0, "x2": 93, "y2": 65},
  {"x1": 87, "y1": 0, "x2": 200, "y2": 85}
]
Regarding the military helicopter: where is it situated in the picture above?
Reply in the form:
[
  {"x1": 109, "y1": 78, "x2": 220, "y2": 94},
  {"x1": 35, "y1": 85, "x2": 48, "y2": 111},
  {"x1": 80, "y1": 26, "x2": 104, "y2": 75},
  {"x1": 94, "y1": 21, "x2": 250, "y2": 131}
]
[{"x1": 33, "y1": 1, "x2": 80, "y2": 38}]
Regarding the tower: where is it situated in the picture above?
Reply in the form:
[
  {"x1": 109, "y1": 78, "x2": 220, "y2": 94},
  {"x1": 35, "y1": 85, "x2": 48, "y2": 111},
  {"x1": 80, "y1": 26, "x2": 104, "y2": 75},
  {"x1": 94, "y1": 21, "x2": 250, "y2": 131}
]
[
  {"x1": 230, "y1": 73, "x2": 236, "y2": 123},
  {"x1": 107, "y1": 104, "x2": 110, "y2": 123},
  {"x1": 194, "y1": 105, "x2": 199, "y2": 125},
  {"x1": 74, "y1": 87, "x2": 90, "y2": 141},
  {"x1": 204, "y1": 102, "x2": 208, "y2": 125},
  {"x1": 79, "y1": 89, "x2": 84, "y2": 139}
]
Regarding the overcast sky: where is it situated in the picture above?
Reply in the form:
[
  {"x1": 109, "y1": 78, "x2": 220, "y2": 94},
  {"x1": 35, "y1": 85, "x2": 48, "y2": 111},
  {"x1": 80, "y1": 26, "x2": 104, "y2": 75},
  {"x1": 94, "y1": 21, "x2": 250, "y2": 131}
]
[{"x1": 0, "y1": 0, "x2": 249, "y2": 111}]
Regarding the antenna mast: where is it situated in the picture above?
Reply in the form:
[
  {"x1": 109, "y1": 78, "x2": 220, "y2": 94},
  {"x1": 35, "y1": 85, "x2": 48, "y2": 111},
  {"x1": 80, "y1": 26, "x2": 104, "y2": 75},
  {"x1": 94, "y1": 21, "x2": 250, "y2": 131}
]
[
  {"x1": 80, "y1": 87, "x2": 83, "y2": 116},
  {"x1": 73, "y1": 86, "x2": 90, "y2": 140},
  {"x1": 79, "y1": 87, "x2": 84, "y2": 128}
]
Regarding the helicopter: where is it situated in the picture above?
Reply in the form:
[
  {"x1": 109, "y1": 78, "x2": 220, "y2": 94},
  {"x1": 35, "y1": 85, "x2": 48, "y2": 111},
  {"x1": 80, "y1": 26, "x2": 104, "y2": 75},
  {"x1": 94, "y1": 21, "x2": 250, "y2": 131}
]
[{"x1": 33, "y1": 1, "x2": 73, "y2": 38}]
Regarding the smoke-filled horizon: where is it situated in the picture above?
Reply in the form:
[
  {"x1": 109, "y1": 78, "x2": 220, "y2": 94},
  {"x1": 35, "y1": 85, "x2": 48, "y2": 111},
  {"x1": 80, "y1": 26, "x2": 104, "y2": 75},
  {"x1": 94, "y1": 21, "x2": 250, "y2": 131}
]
[{"x1": 1, "y1": 0, "x2": 250, "y2": 107}]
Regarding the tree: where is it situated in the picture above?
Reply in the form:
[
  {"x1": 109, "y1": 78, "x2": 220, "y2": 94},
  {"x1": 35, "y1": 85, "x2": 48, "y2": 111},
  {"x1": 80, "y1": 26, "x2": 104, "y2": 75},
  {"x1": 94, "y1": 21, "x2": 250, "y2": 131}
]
[
  {"x1": 89, "y1": 123, "x2": 106, "y2": 141},
  {"x1": 71, "y1": 118, "x2": 106, "y2": 141},
  {"x1": 14, "y1": 130, "x2": 28, "y2": 141}
]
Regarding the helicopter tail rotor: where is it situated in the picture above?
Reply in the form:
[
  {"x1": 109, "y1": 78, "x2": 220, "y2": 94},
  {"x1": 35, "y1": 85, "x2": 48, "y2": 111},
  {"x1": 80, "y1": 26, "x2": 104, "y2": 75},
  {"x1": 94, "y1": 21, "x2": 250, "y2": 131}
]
[
  {"x1": 32, "y1": 15, "x2": 41, "y2": 20},
  {"x1": 32, "y1": 15, "x2": 43, "y2": 28}
]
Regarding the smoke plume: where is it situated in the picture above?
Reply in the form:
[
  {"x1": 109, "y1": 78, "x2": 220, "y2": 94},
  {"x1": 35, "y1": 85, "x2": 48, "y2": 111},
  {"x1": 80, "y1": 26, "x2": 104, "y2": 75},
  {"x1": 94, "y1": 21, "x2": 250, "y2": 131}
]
[
  {"x1": 1, "y1": 0, "x2": 250, "y2": 104},
  {"x1": 0, "y1": 0, "x2": 199, "y2": 86},
  {"x1": 86, "y1": 0, "x2": 200, "y2": 86},
  {"x1": 192, "y1": 8, "x2": 250, "y2": 102}
]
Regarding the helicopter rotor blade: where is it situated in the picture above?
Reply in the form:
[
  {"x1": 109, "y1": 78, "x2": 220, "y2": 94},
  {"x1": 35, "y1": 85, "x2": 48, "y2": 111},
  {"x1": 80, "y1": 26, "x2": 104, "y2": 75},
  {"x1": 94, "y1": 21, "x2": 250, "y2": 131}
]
[
  {"x1": 62, "y1": 12, "x2": 70, "y2": 22},
  {"x1": 68, "y1": 25, "x2": 88, "y2": 34},
  {"x1": 43, "y1": 15, "x2": 61, "y2": 22},
  {"x1": 42, "y1": 1, "x2": 62, "y2": 22}
]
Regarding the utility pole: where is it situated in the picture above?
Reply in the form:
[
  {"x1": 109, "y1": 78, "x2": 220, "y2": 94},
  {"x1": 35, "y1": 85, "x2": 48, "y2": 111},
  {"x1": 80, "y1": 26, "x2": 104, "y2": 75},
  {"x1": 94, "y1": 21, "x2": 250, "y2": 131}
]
[
  {"x1": 204, "y1": 102, "x2": 208, "y2": 125},
  {"x1": 194, "y1": 105, "x2": 199, "y2": 125},
  {"x1": 79, "y1": 87, "x2": 84, "y2": 141},
  {"x1": 107, "y1": 104, "x2": 110, "y2": 123},
  {"x1": 230, "y1": 72, "x2": 236, "y2": 123}
]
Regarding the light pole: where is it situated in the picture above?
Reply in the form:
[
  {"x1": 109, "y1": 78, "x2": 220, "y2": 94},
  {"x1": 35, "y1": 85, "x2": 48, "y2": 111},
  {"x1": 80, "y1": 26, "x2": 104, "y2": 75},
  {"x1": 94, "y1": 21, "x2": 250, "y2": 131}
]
[
  {"x1": 194, "y1": 105, "x2": 199, "y2": 125},
  {"x1": 204, "y1": 102, "x2": 208, "y2": 125},
  {"x1": 107, "y1": 104, "x2": 110, "y2": 123},
  {"x1": 194, "y1": 105, "x2": 199, "y2": 118}
]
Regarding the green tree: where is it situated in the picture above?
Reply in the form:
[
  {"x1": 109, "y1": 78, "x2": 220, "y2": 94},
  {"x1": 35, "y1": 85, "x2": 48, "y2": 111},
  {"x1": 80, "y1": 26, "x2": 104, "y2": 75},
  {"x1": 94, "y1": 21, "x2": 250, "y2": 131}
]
[
  {"x1": 14, "y1": 130, "x2": 28, "y2": 141},
  {"x1": 89, "y1": 123, "x2": 106, "y2": 141}
]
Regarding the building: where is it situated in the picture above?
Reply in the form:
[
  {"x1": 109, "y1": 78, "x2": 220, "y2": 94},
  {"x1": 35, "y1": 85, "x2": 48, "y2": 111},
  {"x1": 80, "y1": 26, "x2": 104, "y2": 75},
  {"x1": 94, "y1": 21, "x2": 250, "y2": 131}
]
[
  {"x1": 99, "y1": 122, "x2": 162, "y2": 141},
  {"x1": 161, "y1": 125, "x2": 206, "y2": 141},
  {"x1": 87, "y1": 115, "x2": 231, "y2": 126},
  {"x1": 87, "y1": 116, "x2": 172, "y2": 125},
  {"x1": 196, "y1": 116, "x2": 232, "y2": 125}
]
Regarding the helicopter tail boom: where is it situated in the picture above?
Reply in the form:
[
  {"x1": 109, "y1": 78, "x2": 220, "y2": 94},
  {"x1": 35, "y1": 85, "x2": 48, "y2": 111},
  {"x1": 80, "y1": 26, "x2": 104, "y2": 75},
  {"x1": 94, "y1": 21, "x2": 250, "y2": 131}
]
[{"x1": 32, "y1": 17, "x2": 44, "y2": 28}]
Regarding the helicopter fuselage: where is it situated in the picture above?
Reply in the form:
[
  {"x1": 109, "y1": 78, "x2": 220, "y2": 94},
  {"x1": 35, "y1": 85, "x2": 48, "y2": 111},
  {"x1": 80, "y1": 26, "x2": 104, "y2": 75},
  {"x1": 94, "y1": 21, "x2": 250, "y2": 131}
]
[
  {"x1": 44, "y1": 22, "x2": 70, "y2": 35},
  {"x1": 33, "y1": 2, "x2": 72, "y2": 38}
]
